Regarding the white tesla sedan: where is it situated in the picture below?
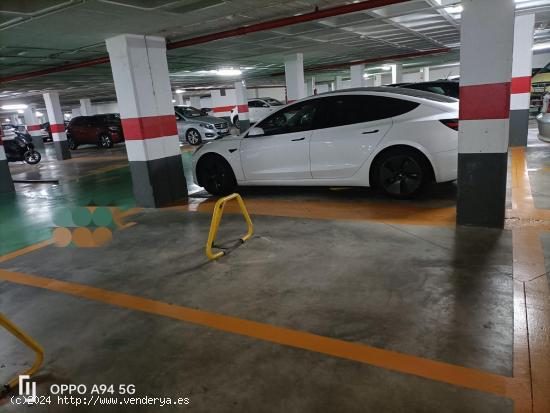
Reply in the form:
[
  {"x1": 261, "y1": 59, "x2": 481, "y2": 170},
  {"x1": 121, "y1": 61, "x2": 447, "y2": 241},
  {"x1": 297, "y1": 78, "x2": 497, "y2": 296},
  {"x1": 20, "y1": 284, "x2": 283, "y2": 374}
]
[{"x1": 192, "y1": 88, "x2": 459, "y2": 198}]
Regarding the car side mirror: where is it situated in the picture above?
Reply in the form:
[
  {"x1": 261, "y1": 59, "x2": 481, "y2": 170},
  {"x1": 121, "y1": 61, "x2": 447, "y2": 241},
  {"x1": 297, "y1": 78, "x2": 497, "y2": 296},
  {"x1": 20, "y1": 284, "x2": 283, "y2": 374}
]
[{"x1": 248, "y1": 127, "x2": 264, "y2": 137}]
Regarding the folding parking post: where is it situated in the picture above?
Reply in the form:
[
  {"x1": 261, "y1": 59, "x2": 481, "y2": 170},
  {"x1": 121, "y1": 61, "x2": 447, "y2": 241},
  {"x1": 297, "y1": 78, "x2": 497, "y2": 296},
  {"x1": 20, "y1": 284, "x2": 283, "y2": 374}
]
[
  {"x1": 43, "y1": 92, "x2": 71, "y2": 160},
  {"x1": 422, "y1": 66, "x2": 430, "y2": 82},
  {"x1": 284, "y1": 53, "x2": 306, "y2": 103},
  {"x1": 391, "y1": 64, "x2": 403, "y2": 84},
  {"x1": 22, "y1": 106, "x2": 45, "y2": 151},
  {"x1": 510, "y1": 14, "x2": 535, "y2": 147},
  {"x1": 190, "y1": 96, "x2": 201, "y2": 109},
  {"x1": 79, "y1": 98, "x2": 93, "y2": 116},
  {"x1": 456, "y1": 0, "x2": 515, "y2": 228},
  {"x1": 106, "y1": 34, "x2": 187, "y2": 208},
  {"x1": 234, "y1": 81, "x2": 250, "y2": 133},
  {"x1": 0, "y1": 128, "x2": 15, "y2": 193},
  {"x1": 350, "y1": 64, "x2": 365, "y2": 88}
]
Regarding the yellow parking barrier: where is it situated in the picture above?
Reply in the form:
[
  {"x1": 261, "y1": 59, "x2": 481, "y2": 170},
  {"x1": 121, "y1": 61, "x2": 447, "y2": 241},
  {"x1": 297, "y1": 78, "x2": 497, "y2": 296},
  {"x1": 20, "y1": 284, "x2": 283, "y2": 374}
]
[
  {"x1": 206, "y1": 193, "x2": 254, "y2": 260},
  {"x1": 1, "y1": 313, "x2": 44, "y2": 392}
]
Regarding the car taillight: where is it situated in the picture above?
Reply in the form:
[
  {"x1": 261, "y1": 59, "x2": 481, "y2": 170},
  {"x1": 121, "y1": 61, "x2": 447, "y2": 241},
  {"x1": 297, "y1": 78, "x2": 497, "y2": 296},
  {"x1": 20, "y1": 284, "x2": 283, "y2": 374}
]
[{"x1": 439, "y1": 119, "x2": 459, "y2": 131}]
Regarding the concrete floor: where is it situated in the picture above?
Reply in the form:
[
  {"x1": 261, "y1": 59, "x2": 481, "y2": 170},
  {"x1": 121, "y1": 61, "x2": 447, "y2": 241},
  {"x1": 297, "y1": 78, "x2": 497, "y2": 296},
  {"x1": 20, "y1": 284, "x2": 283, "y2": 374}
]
[{"x1": 0, "y1": 129, "x2": 549, "y2": 412}]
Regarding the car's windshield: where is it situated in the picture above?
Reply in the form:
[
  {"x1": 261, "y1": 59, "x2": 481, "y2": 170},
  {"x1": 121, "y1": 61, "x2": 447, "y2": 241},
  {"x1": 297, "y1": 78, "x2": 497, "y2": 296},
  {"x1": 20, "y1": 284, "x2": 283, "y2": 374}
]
[
  {"x1": 175, "y1": 106, "x2": 202, "y2": 118},
  {"x1": 263, "y1": 98, "x2": 283, "y2": 106}
]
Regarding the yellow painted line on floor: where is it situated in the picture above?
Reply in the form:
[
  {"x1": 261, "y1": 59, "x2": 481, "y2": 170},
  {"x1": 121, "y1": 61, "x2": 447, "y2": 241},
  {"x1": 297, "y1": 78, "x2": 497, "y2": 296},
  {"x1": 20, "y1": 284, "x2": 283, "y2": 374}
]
[
  {"x1": 510, "y1": 147, "x2": 550, "y2": 413},
  {"x1": 0, "y1": 239, "x2": 53, "y2": 264},
  {"x1": 185, "y1": 199, "x2": 457, "y2": 227},
  {"x1": 0, "y1": 268, "x2": 525, "y2": 402}
]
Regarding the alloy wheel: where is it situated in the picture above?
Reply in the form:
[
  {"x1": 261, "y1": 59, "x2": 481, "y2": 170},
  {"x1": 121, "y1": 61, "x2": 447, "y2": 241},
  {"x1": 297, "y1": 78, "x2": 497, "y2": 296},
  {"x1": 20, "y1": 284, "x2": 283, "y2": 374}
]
[{"x1": 379, "y1": 155, "x2": 422, "y2": 197}]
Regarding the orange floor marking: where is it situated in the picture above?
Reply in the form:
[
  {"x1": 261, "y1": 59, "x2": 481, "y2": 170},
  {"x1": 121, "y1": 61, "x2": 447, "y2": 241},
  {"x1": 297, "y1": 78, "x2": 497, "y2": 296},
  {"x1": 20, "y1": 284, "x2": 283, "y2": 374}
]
[
  {"x1": 187, "y1": 199, "x2": 457, "y2": 227},
  {"x1": 0, "y1": 268, "x2": 524, "y2": 401},
  {"x1": 510, "y1": 147, "x2": 550, "y2": 413},
  {"x1": 0, "y1": 239, "x2": 53, "y2": 264}
]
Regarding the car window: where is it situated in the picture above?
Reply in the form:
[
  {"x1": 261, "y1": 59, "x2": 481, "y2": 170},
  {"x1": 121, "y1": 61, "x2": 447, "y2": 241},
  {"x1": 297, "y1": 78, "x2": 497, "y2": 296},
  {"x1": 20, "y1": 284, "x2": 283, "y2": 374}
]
[
  {"x1": 175, "y1": 106, "x2": 201, "y2": 118},
  {"x1": 263, "y1": 98, "x2": 283, "y2": 106},
  {"x1": 248, "y1": 100, "x2": 262, "y2": 108},
  {"x1": 255, "y1": 100, "x2": 319, "y2": 136}
]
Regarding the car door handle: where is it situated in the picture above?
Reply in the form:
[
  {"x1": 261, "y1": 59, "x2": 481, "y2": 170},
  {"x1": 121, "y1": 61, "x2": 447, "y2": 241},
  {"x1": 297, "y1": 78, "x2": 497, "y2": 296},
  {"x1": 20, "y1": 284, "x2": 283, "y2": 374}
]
[
  {"x1": 362, "y1": 129, "x2": 379, "y2": 134},
  {"x1": 291, "y1": 137, "x2": 305, "y2": 141}
]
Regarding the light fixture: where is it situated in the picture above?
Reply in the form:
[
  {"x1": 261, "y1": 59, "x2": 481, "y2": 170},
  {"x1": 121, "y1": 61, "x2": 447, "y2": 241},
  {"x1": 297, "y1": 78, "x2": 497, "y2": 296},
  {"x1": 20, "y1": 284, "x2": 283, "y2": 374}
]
[
  {"x1": 533, "y1": 42, "x2": 550, "y2": 51},
  {"x1": 175, "y1": 89, "x2": 186, "y2": 94},
  {"x1": 172, "y1": 99, "x2": 176, "y2": 103},
  {"x1": 1, "y1": 104, "x2": 28, "y2": 110},
  {"x1": 17, "y1": 110, "x2": 24, "y2": 114},
  {"x1": 444, "y1": 4, "x2": 463, "y2": 14},
  {"x1": 216, "y1": 68, "x2": 242, "y2": 76},
  {"x1": 381, "y1": 65, "x2": 392, "y2": 71},
  {"x1": 4, "y1": 118, "x2": 9, "y2": 122},
  {"x1": 35, "y1": 111, "x2": 44, "y2": 117}
]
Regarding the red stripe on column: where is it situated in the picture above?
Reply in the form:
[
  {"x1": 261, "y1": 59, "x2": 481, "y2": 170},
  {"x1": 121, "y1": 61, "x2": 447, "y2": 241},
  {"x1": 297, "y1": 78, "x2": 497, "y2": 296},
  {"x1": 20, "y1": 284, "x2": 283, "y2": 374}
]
[
  {"x1": 50, "y1": 123, "x2": 65, "y2": 133},
  {"x1": 27, "y1": 125, "x2": 41, "y2": 131},
  {"x1": 459, "y1": 83, "x2": 510, "y2": 120},
  {"x1": 237, "y1": 104, "x2": 249, "y2": 113},
  {"x1": 212, "y1": 105, "x2": 235, "y2": 113},
  {"x1": 510, "y1": 76, "x2": 531, "y2": 94},
  {"x1": 121, "y1": 115, "x2": 178, "y2": 140}
]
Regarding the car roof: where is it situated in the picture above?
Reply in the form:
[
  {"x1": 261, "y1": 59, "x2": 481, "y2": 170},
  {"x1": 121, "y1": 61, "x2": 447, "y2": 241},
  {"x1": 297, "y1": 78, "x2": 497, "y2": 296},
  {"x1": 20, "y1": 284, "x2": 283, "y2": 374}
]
[{"x1": 318, "y1": 87, "x2": 458, "y2": 103}]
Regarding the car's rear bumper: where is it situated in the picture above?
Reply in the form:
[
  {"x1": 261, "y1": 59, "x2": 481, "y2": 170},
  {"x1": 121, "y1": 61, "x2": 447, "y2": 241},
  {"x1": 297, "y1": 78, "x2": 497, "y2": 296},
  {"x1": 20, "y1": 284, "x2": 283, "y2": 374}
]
[{"x1": 433, "y1": 149, "x2": 458, "y2": 183}]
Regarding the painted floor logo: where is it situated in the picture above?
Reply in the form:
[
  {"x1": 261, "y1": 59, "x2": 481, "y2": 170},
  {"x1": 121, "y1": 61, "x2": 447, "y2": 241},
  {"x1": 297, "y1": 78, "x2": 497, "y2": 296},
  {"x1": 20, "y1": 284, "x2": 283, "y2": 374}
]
[{"x1": 18, "y1": 375, "x2": 37, "y2": 404}]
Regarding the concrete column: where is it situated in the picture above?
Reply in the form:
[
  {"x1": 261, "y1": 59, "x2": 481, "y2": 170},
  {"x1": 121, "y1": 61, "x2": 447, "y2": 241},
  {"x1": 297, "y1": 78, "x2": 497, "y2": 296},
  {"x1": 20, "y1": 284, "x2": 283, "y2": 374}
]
[
  {"x1": 22, "y1": 106, "x2": 45, "y2": 151},
  {"x1": 457, "y1": 0, "x2": 515, "y2": 228},
  {"x1": 10, "y1": 114, "x2": 20, "y2": 125},
  {"x1": 234, "y1": 80, "x2": 250, "y2": 133},
  {"x1": 391, "y1": 64, "x2": 403, "y2": 84},
  {"x1": 79, "y1": 98, "x2": 93, "y2": 116},
  {"x1": 0, "y1": 127, "x2": 15, "y2": 193},
  {"x1": 305, "y1": 77, "x2": 316, "y2": 96},
  {"x1": 106, "y1": 34, "x2": 187, "y2": 208},
  {"x1": 374, "y1": 74, "x2": 382, "y2": 86},
  {"x1": 350, "y1": 64, "x2": 365, "y2": 88},
  {"x1": 43, "y1": 91, "x2": 71, "y2": 160},
  {"x1": 422, "y1": 66, "x2": 430, "y2": 82},
  {"x1": 284, "y1": 53, "x2": 306, "y2": 103},
  {"x1": 189, "y1": 96, "x2": 201, "y2": 108},
  {"x1": 175, "y1": 94, "x2": 185, "y2": 106},
  {"x1": 335, "y1": 76, "x2": 344, "y2": 90},
  {"x1": 210, "y1": 89, "x2": 236, "y2": 118},
  {"x1": 509, "y1": 14, "x2": 535, "y2": 147},
  {"x1": 71, "y1": 108, "x2": 81, "y2": 117}
]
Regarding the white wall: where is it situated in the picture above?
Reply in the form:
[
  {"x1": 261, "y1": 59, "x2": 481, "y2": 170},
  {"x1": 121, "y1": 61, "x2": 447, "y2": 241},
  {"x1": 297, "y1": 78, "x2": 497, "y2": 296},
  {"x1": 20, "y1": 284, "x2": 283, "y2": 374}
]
[
  {"x1": 93, "y1": 102, "x2": 119, "y2": 114},
  {"x1": 533, "y1": 51, "x2": 550, "y2": 69},
  {"x1": 402, "y1": 66, "x2": 460, "y2": 83}
]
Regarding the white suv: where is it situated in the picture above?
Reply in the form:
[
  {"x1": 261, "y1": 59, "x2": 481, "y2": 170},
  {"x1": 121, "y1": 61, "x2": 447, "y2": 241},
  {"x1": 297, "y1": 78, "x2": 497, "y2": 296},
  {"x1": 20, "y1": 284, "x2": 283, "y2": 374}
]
[
  {"x1": 230, "y1": 97, "x2": 284, "y2": 128},
  {"x1": 193, "y1": 88, "x2": 459, "y2": 198}
]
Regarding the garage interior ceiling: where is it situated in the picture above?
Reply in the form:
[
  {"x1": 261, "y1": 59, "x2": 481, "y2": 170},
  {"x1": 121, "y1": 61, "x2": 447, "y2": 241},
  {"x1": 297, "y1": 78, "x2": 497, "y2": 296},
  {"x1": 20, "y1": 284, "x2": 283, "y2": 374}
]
[{"x1": 1, "y1": 0, "x2": 550, "y2": 109}]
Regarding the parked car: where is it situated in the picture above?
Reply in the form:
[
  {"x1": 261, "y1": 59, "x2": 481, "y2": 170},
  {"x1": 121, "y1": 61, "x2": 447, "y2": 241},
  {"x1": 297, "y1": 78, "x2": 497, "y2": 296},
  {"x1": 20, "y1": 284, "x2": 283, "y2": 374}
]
[
  {"x1": 390, "y1": 80, "x2": 459, "y2": 99},
  {"x1": 1, "y1": 123, "x2": 17, "y2": 139},
  {"x1": 531, "y1": 62, "x2": 550, "y2": 112},
  {"x1": 193, "y1": 88, "x2": 458, "y2": 198},
  {"x1": 66, "y1": 114, "x2": 124, "y2": 149},
  {"x1": 536, "y1": 93, "x2": 550, "y2": 139},
  {"x1": 230, "y1": 97, "x2": 284, "y2": 128},
  {"x1": 175, "y1": 106, "x2": 230, "y2": 145}
]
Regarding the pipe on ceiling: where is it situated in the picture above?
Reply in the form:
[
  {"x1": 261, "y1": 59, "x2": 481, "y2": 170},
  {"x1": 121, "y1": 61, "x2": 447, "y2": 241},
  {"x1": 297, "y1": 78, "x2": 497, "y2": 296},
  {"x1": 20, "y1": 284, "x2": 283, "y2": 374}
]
[{"x1": 0, "y1": 0, "x2": 411, "y2": 84}]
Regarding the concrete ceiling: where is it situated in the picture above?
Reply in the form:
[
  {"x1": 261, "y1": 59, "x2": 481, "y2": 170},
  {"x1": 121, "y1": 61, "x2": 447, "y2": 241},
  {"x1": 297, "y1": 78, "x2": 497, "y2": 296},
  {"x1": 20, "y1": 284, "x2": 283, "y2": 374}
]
[{"x1": 1, "y1": 0, "x2": 549, "y2": 110}]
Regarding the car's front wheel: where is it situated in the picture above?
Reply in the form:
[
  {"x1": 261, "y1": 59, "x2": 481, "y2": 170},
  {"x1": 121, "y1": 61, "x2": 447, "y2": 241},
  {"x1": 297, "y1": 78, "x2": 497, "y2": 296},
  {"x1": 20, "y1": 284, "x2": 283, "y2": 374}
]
[
  {"x1": 186, "y1": 128, "x2": 202, "y2": 145},
  {"x1": 98, "y1": 133, "x2": 113, "y2": 148},
  {"x1": 197, "y1": 155, "x2": 237, "y2": 195},
  {"x1": 68, "y1": 136, "x2": 78, "y2": 150},
  {"x1": 372, "y1": 148, "x2": 430, "y2": 198}
]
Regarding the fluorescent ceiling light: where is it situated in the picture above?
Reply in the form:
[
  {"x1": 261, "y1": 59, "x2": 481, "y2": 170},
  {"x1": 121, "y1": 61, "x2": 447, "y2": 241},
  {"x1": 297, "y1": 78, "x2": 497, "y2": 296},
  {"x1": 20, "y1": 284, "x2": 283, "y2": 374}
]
[
  {"x1": 1, "y1": 104, "x2": 28, "y2": 110},
  {"x1": 171, "y1": 99, "x2": 176, "y2": 103},
  {"x1": 4, "y1": 118, "x2": 9, "y2": 122},
  {"x1": 215, "y1": 68, "x2": 242, "y2": 76},
  {"x1": 381, "y1": 65, "x2": 392, "y2": 71},
  {"x1": 533, "y1": 42, "x2": 550, "y2": 51},
  {"x1": 175, "y1": 89, "x2": 186, "y2": 94},
  {"x1": 17, "y1": 110, "x2": 24, "y2": 114},
  {"x1": 35, "y1": 111, "x2": 44, "y2": 117},
  {"x1": 444, "y1": 5, "x2": 463, "y2": 13}
]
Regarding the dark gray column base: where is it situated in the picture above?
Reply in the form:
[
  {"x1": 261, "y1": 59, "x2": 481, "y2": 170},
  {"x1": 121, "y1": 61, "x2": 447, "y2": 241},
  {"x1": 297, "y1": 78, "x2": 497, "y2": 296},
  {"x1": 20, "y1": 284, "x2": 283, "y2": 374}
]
[
  {"x1": 31, "y1": 135, "x2": 45, "y2": 151},
  {"x1": 239, "y1": 119, "x2": 251, "y2": 134},
  {"x1": 53, "y1": 140, "x2": 71, "y2": 160},
  {"x1": 0, "y1": 159, "x2": 15, "y2": 193},
  {"x1": 129, "y1": 154, "x2": 188, "y2": 208},
  {"x1": 456, "y1": 152, "x2": 508, "y2": 228},
  {"x1": 509, "y1": 109, "x2": 529, "y2": 147}
]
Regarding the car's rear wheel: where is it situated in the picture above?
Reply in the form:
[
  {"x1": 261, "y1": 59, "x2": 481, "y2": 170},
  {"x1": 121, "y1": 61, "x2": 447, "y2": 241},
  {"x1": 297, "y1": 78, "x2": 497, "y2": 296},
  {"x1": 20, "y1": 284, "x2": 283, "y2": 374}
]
[
  {"x1": 99, "y1": 133, "x2": 113, "y2": 148},
  {"x1": 198, "y1": 155, "x2": 236, "y2": 195},
  {"x1": 186, "y1": 128, "x2": 202, "y2": 145},
  {"x1": 372, "y1": 148, "x2": 430, "y2": 198}
]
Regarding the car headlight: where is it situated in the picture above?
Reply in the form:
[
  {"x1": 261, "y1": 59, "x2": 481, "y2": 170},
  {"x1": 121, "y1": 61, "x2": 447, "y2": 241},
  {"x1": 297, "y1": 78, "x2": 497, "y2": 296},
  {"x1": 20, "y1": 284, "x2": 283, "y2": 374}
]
[{"x1": 199, "y1": 123, "x2": 214, "y2": 129}]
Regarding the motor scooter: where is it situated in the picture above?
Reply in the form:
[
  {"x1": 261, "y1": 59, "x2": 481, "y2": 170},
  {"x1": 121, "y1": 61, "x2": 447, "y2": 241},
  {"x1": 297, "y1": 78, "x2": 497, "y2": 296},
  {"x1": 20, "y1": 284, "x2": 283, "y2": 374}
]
[{"x1": 4, "y1": 131, "x2": 42, "y2": 165}]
